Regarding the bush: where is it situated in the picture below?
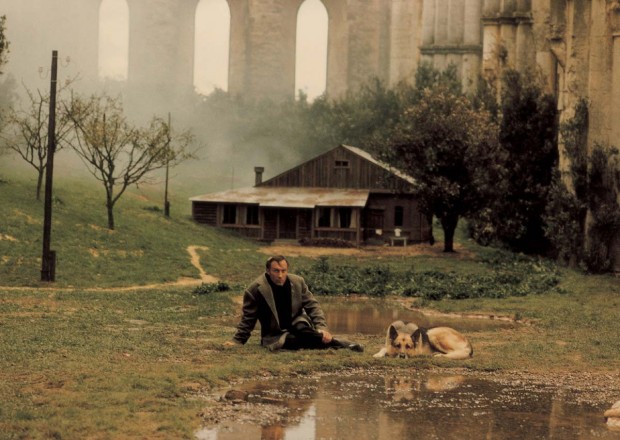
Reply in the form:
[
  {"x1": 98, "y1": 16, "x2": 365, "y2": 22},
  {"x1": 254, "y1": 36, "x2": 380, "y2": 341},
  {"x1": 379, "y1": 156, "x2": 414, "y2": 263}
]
[
  {"x1": 193, "y1": 281, "x2": 231, "y2": 295},
  {"x1": 298, "y1": 238, "x2": 356, "y2": 248},
  {"x1": 299, "y1": 252, "x2": 562, "y2": 300}
]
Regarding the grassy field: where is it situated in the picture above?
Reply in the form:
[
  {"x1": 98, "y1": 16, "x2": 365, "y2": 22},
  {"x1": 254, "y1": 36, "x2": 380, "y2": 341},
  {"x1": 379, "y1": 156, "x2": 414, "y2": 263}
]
[{"x1": 1, "y1": 171, "x2": 619, "y2": 439}]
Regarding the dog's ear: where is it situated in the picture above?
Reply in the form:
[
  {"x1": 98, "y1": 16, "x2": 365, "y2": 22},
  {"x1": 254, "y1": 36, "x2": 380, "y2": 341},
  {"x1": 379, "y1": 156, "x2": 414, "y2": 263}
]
[
  {"x1": 412, "y1": 328, "x2": 421, "y2": 347},
  {"x1": 412, "y1": 328, "x2": 428, "y2": 348},
  {"x1": 389, "y1": 324, "x2": 399, "y2": 341}
]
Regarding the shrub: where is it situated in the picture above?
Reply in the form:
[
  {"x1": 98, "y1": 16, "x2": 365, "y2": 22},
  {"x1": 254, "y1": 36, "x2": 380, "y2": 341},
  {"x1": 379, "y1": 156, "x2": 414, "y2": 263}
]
[
  {"x1": 193, "y1": 281, "x2": 231, "y2": 295},
  {"x1": 299, "y1": 253, "x2": 562, "y2": 300},
  {"x1": 298, "y1": 238, "x2": 356, "y2": 248}
]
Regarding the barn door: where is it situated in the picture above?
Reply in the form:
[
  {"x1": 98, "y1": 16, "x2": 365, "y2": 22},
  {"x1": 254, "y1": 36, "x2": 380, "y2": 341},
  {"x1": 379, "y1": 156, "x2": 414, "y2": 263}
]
[{"x1": 278, "y1": 208, "x2": 297, "y2": 239}]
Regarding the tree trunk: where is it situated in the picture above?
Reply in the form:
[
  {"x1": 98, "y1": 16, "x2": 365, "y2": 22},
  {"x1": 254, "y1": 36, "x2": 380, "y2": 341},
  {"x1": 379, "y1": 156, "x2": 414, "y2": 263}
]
[
  {"x1": 106, "y1": 199, "x2": 115, "y2": 230},
  {"x1": 427, "y1": 213, "x2": 435, "y2": 245},
  {"x1": 440, "y1": 213, "x2": 459, "y2": 252},
  {"x1": 36, "y1": 170, "x2": 43, "y2": 201}
]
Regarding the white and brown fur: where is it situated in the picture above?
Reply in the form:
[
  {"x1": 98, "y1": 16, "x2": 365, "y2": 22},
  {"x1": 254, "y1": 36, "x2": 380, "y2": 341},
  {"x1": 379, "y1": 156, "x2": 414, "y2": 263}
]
[{"x1": 373, "y1": 320, "x2": 473, "y2": 360}]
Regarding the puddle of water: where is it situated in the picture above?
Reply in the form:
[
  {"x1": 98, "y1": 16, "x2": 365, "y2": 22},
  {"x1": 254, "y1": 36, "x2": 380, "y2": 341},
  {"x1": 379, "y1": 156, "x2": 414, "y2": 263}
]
[
  {"x1": 218, "y1": 296, "x2": 513, "y2": 334},
  {"x1": 196, "y1": 371, "x2": 618, "y2": 440},
  {"x1": 320, "y1": 297, "x2": 514, "y2": 334}
]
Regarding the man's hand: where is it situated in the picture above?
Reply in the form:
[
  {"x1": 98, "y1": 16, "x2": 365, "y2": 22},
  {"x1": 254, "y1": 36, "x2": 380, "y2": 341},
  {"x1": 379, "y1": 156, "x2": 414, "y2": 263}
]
[{"x1": 318, "y1": 329, "x2": 333, "y2": 344}]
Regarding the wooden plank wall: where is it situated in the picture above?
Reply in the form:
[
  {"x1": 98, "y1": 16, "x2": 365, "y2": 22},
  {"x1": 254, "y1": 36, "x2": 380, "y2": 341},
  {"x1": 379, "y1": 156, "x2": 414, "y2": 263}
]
[{"x1": 259, "y1": 146, "x2": 399, "y2": 190}]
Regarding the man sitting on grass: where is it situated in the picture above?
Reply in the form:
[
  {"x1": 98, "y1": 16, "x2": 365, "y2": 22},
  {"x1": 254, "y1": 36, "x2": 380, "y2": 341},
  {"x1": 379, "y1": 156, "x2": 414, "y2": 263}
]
[{"x1": 224, "y1": 255, "x2": 363, "y2": 352}]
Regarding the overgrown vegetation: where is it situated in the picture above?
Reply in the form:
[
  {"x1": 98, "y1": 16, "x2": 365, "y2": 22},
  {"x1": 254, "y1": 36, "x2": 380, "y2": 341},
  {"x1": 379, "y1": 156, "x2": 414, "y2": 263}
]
[
  {"x1": 299, "y1": 237, "x2": 356, "y2": 248},
  {"x1": 298, "y1": 251, "x2": 562, "y2": 300},
  {"x1": 468, "y1": 69, "x2": 558, "y2": 254},
  {"x1": 193, "y1": 281, "x2": 233, "y2": 295},
  {"x1": 375, "y1": 66, "x2": 502, "y2": 252},
  {"x1": 544, "y1": 99, "x2": 620, "y2": 272}
]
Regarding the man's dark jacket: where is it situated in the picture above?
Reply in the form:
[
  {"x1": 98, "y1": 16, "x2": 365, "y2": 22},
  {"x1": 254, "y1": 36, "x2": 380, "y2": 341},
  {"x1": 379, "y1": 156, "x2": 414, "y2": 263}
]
[{"x1": 232, "y1": 273, "x2": 328, "y2": 347}]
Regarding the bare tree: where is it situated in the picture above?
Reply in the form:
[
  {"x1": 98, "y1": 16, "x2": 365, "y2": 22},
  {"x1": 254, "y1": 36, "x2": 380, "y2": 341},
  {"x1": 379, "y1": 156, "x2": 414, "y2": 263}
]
[
  {"x1": 0, "y1": 84, "x2": 73, "y2": 199},
  {"x1": 66, "y1": 94, "x2": 193, "y2": 230}
]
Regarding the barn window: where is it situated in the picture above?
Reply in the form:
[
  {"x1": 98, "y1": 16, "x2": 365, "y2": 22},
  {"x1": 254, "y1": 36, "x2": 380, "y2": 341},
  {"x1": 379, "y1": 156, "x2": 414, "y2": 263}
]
[
  {"x1": 394, "y1": 206, "x2": 404, "y2": 227},
  {"x1": 338, "y1": 208, "x2": 352, "y2": 228},
  {"x1": 317, "y1": 207, "x2": 331, "y2": 227},
  {"x1": 222, "y1": 205, "x2": 237, "y2": 224},
  {"x1": 246, "y1": 205, "x2": 259, "y2": 225},
  {"x1": 335, "y1": 160, "x2": 349, "y2": 168}
]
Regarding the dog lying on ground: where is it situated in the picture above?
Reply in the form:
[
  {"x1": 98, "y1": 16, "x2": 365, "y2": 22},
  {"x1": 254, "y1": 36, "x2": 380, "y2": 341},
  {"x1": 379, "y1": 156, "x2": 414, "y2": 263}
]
[{"x1": 373, "y1": 320, "x2": 473, "y2": 360}]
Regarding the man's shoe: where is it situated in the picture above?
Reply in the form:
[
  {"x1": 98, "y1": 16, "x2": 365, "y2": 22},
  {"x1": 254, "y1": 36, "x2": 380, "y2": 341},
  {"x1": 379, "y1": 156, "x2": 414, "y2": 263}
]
[
  {"x1": 347, "y1": 343, "x2": 364, "y2": 353},
  {"x1": 266, "y1": 333, "x2": 287, "y2": 352}
]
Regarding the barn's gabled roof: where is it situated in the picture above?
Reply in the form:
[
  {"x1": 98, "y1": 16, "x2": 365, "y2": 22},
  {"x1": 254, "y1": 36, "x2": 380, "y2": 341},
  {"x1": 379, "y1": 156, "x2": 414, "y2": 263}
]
[
  {"x1": 340, "y1": 144, "x2": 415, "y2": 186},
  {"x1": 190, "y1": 145, "x2": 416, "y2": 205},
  {"x1": 190, "y1": 187, "x2": 370, "y2": 208}
]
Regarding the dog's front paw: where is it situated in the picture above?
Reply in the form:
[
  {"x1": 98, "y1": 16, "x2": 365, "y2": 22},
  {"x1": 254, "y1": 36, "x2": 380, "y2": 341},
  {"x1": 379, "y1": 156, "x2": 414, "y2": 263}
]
[{"x1": 373, "y1": 349, "x2": 386, "y2": 358}]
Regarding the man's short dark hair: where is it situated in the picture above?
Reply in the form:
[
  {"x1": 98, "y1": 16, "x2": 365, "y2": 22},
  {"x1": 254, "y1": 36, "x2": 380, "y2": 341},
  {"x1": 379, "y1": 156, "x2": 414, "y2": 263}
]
[{"x1": 266, "y1": 255, "x2": 288, "y2": 270}]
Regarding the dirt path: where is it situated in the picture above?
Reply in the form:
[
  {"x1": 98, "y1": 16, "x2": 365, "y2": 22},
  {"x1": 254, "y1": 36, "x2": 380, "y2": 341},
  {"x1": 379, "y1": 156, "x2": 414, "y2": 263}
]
[
  {"x1": 187, "y1": 245, "x2": 219, "y2": 283},
  {"x1": 0, "y1": 245, "x2": 218, "y2": 292},
  {"x1": 258, "y1": 242, "x2": 472, "y2": 259}
]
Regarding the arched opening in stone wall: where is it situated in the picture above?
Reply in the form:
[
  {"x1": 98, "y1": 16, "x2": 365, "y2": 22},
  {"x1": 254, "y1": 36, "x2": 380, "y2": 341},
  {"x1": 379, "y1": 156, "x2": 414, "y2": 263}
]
[
  {"x1": 98, "y1": 0, "x2": 129, "y2": 81},
  {"x1": 194, "y1": 0, "x2": 230, "y2": 95},
  {"x1": 295, "y1": 0, "x2": 328, "y2": 101}
]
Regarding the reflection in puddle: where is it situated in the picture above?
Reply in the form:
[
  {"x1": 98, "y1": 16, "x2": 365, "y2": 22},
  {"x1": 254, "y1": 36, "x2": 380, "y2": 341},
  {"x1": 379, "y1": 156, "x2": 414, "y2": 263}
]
[
  {"x1": 196, "y1": 371, "x2": 616, "y2": 440},
  {"x1": 320, "y1": 297, "x2": 514, "y2": 334},
  {"x1": 218, "y1": 296, "x2": 514, "y2": 334}
]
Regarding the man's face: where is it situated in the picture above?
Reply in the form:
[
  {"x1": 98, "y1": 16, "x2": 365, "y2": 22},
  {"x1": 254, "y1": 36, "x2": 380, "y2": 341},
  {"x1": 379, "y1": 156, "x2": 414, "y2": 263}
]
[{"x1": 267, "y1": 260, "x2": 288, "y2": 286}]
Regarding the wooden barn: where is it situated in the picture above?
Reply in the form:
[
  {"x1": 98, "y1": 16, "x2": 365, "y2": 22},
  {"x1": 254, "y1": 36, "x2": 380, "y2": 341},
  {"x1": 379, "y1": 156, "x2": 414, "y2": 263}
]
[{"x1": 190, "y1": 145, "x2": 431, "y2": 246}]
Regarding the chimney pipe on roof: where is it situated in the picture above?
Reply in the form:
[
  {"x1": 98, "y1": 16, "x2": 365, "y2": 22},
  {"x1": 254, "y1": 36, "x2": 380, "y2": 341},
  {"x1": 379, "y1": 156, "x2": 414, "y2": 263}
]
[{"x1": 254, "y1": 167, "x2": 264, "y2": 186}]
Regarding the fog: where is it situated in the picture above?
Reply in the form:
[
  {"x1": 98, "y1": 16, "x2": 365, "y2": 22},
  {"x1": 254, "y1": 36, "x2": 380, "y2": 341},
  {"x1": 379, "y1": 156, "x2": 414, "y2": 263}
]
[{"x1": 0, "y1": 0, "x2": 330, "y2": 197}]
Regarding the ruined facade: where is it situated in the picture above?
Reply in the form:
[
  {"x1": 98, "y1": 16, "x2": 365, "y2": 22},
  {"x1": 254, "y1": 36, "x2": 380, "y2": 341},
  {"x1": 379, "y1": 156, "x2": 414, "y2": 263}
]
[{"x1": 0, "y1": 0, "x2": 618, "y2": 267}]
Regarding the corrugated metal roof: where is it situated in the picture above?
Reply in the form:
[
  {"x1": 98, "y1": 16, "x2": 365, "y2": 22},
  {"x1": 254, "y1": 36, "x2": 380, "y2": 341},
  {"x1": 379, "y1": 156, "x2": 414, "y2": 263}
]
[{"x1": 189, "y1": 187, "x2": 370, "y2": 208}]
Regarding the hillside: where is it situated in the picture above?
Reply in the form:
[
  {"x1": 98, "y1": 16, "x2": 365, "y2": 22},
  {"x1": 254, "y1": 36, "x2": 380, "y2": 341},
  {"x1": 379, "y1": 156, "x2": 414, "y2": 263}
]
[{"x1": 0, "y1": 171, "x2": 265, "y2": 288}]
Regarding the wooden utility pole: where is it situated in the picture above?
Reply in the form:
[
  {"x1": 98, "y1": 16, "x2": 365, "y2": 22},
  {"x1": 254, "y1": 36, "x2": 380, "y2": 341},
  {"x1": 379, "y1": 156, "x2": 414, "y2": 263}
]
[
  {"x1": 164, "y1": 112, "x2": 171, "y2": 217},
  {"x1": 41, "y1": 50, "x2": 58, "y2": 281}
]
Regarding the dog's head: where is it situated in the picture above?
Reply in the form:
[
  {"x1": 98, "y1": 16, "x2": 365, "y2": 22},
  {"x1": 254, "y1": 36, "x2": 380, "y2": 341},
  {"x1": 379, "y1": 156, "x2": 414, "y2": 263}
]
[{"x1": 387, "y1": 324, "x2": 416, "y2": 358}]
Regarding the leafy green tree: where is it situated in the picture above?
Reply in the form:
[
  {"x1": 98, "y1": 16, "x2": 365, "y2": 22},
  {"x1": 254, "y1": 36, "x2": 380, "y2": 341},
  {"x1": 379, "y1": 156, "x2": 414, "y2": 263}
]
[
  {"x1": 66, "y1": 94, "x2": 194, "y2": 230},
  {"x1": 543, "y1": 99, "x2": 588, "y2": 266},
  {"x1": 377, "y1": 83, "x2": 503, "y2": 252},
  {"x1": 583, "y1": 145, "x2": 620, "y2": 272},
  {"x1": 479, "y1": 69, "x2": 558, "y2": 254}
]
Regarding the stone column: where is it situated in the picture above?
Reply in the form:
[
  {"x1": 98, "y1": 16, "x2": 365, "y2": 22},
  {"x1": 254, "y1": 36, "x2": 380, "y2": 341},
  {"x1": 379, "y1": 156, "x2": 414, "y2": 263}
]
[
  {"x1": 126, "y1": 0, "x2": 199, "y2": 113},
  {"x1": 514, "y1": 15, "x2": 533, "y2": 72},
  {"x1": 322, "y1": 0, "x2": 349, "y2": 98},
  {"x1": 462, "y1": 0, "x2": 482, "y2": 92},
  {"x1": 612, "y1": 17, "x2": 620, "y2": 146},
  {"x1": 482, "y1": 0, "x2": 501, "y2": 76},
  {"x1": 447, "y1": 0, "x2": 465, "y2": 45},
  {"x1": 389, "y1": 0, "x2": 417, "y2": 86},
  {"x1": 422, "y1": 0, "x2": 436, "y2": 46},
  {"x1": 59, "y1": 0, "x2": 103, "y2": 90},
  {"x1": 227, "y1": 0, "x2": 303, "y2": 101},
  {"x1": 482, "y1": 0, "x2": 500, "y2": 16},
  {"x1": 323, "y1": 0, "x2": 390, "y2": 96},
  {"x1": 434, "y1": 0, "x2": 449, "y2": 45}
]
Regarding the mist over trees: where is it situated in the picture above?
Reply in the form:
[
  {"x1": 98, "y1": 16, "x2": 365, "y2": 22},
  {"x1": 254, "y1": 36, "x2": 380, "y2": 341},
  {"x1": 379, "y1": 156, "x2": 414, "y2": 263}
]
[
  {"x1": 0, "y1": 83, "x2": 74, "y2": 199},
  {"x1": 0, "y1": 15, "x2": 615, "y2": 271},
  {"x1": 65, "y1": 94, "x2": 194, "y2": 230},
  {"x1": 0, "y1": 14, "x2": 15, "y2": 161}
]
